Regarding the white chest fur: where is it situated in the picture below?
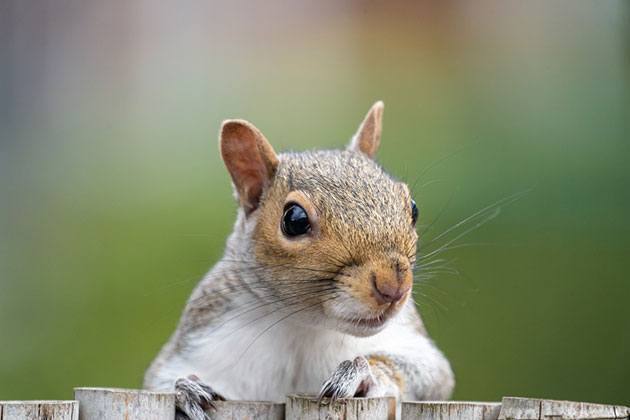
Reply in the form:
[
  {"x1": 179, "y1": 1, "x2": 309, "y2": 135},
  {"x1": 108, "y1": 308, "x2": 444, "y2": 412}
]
[{"x1": 159, "y1": 305, "x2": 432, "y2": 402}]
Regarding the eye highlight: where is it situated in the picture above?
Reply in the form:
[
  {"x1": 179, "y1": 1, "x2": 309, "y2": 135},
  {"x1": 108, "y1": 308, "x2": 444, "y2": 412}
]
[
  {"x1": 411, "y1": 199, "x2": 418, "y2": 226},
  {"x1": 281, "y1": 203, "x2": 311, "y2": 237}
]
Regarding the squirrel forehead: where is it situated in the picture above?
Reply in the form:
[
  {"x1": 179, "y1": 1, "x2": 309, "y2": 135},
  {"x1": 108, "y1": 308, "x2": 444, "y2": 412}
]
[
  {"x1": 273, "y1": 150, "x2": 410, "y2": 222},
  {"x1": 276, "y1": 150, "x2": 401, "y2": 193}
]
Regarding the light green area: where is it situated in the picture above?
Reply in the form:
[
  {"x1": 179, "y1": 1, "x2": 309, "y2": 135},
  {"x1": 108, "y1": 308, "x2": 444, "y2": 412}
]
[{"x1": 0, "y1": 1, "x2": 628, "y2": 406}]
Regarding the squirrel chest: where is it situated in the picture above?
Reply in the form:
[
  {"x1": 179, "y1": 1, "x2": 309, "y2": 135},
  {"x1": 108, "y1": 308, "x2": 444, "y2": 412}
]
[
  {"x1": 144, "y1": 102, "x2": 454, "y2": 420},
  {"x1": 176, "y1": 299, "x2": 427, "y2": 402}
]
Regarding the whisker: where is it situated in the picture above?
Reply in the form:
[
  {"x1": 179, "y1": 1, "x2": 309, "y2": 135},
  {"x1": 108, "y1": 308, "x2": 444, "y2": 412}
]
[
  {"x1": 186, "y1": 275, "x2": 336, "y2": 309},
  {"x1": 423, "y1": 189, "x2": 530, "y2": 247},
  {"x1": 205, "y1": 282, "x2": 337, "y2": 335},
  {"x1": 236, "y1": 292, "x2": 339, "y2": 359},
  {"x1": 420, "y1": 207, "x2": 501, "y2": 262},
  {"x1": 207, "y1": 286, "x2": 338, "y2": 347},
  {"x1": 419, "y1": 189, "x2": 457, "y2": 239}
]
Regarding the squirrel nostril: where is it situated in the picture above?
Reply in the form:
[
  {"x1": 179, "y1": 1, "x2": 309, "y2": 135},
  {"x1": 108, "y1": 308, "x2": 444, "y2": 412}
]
[{"x1": 371, "y1": 273, "x2": 407, "y2": 304}]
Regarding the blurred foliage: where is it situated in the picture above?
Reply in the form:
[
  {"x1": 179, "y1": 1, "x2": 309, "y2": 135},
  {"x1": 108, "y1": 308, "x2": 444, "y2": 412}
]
[{"x1": 1, "y1": 0, "x2": 629, "y2": 406}]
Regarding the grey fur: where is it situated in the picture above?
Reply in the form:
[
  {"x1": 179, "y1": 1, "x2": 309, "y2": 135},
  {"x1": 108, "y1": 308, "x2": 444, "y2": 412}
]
[
  {"x1": 318, "y1": 356, "x2": 374, "y2": 403},
  {"x1": 175, "y1": 375, "x2": 223, "y2": 420},
  {"x1": 144, "y1": 105, "x2": 454, "y2": 420}
]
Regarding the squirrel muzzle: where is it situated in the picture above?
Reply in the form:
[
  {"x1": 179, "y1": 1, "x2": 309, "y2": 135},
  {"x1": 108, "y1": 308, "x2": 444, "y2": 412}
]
[{"x1": 345, "y1": 253, "x2": 413, "y2": 309}]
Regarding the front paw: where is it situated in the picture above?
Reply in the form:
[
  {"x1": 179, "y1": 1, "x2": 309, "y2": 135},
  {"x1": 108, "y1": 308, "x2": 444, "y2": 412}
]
[
  {"x1": 318, "y1": 356, "x2": 377, "y2": 403},
  {"x1": 175, "y1": 375, "x2": 224, "y2": 420}
]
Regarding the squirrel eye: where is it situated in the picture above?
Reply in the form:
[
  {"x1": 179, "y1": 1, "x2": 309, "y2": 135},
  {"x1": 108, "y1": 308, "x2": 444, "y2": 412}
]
[
  {"x1": 282, "y1": 203, "x2": 311, "y2": 237},
  {"x1": 411, "y1": 199, "x2": 418, "y2": 226}
]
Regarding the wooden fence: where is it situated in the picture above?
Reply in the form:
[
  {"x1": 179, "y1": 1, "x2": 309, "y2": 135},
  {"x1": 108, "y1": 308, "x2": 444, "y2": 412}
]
[{"x1": 1, "y1": 388, "x2": 628, "y2": 419}]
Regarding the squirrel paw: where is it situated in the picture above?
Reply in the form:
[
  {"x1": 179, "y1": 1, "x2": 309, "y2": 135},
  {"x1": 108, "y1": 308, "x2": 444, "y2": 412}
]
[
  {"x1": 174, "y1": 375, "x2": 224, "y2": 420},
  {"x1": 317, "y1": 356, "x2": 377, "y2": 404}
]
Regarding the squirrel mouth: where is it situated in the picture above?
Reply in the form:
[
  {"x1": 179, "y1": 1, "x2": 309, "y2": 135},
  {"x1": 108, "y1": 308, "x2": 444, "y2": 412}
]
[
  {"x1": 346, "y1": 305, "x2": 396, "y2": 329},
  {"x1": 353, "y1": 314, "x2": 388, "y2": 328}
]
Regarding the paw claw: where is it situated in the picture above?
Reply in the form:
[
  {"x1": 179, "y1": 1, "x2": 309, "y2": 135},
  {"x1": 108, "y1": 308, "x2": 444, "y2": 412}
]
[
  {"x1": 175, "y1": 375, "x2": 222, "y2": 420},
  {"x1": 318, "y1": 356, "x2": 375, "y2": 403}
]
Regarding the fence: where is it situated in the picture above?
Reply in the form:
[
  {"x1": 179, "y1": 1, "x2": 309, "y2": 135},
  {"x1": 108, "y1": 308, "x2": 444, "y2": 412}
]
[{"x1": 1, "y1": 388, "x2": 628, "y2": 420}]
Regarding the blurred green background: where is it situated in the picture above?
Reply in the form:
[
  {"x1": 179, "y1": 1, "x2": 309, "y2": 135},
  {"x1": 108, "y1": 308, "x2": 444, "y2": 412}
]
[{"x1": 1, "y1": 0, "x2": 629, "y2": 406}]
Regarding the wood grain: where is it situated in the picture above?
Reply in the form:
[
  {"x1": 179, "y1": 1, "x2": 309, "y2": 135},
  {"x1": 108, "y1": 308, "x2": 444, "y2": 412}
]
[
  {"x1": 286, "y1": 394, "x2": 396, "y2": 420},
  {"x1": 0, "y1": 401, "x2": 78, "y2": 420},
  {"x1": 499, "y1": 397, "x2": 629, "y2": 420},
  {"x1": 402, "y1": 401, "x2": 502, "y2": 420},
  {"x1": 208, "y1": 400, "x2": 284, "y2": 420},
  {"x1": 74, "y1": 387, "x2": 174, "y2": 420}
]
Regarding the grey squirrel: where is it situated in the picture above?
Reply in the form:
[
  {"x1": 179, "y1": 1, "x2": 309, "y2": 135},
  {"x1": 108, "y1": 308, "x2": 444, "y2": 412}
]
[{"x1": 144, "y1": 102, "x2": 454, "y2": 420}]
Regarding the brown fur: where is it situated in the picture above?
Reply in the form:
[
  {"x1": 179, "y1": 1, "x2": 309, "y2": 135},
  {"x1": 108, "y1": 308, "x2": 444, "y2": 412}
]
[
  {"x1": 249, "y1": 150, "x2": 417, "y2": 312},
  {"x1": 221, "y1": 120, "x2": 279, "y2": 214},
  {"x1": 367, "y1": 354, "x2": 406, "y2": 391},
  {"x1": 144, "y1": 102, "x2": 454, "y2": 416}
]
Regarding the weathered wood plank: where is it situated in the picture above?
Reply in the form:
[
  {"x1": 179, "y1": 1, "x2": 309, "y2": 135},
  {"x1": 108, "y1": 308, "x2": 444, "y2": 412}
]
[
  {"x1": 499, "y1": 397, "x2": 629, "y2": 419},
  {"x1": 402, "y1": 401, "x2": 502, "y2": 420},
  {"x1": 208, "y1": 400, "x2": 284, "y2": 420},
  {"x1": 0, "y1": 401, "x2": 78, "y2": 420},
  {"x1": 74, "y1": 387, "x2": 174, "y2": 420},
  {"x1": 286, "y1": 395, "x2": 395, "y2": 420}
]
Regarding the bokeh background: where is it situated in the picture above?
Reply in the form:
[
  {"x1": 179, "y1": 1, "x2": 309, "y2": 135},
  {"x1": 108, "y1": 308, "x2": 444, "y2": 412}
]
[{"x1": 1, "y1": 0, "x2": 629, "y2": 405}]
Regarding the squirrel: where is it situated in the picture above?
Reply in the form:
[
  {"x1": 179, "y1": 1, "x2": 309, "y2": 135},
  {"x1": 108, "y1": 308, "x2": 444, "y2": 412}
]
[{"x1": 144, "y1": 102, "x2": 455, "y2": 420}]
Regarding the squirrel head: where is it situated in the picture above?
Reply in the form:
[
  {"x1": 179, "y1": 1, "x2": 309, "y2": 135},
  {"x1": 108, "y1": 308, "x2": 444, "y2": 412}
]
[{"x1": 220, "y1": 102, "x2": 418, "y2": 337}]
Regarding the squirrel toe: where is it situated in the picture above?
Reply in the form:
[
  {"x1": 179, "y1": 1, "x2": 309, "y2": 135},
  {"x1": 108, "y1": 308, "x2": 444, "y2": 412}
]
[
  {"x1": 175, "y1": 375, "x2": 224, "y2": 420},
  {"x1": 318, "y1": 356, "x2": 376, "y2": 404}
]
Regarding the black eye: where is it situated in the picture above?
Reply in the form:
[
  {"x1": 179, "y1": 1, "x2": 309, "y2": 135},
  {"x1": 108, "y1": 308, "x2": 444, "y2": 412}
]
[
  {"x1": 282, "y1": 203, "x2": 311, "y2": 237},
  {"x1": 411, "y1": 199, "x2": 418, "y2": 226}
]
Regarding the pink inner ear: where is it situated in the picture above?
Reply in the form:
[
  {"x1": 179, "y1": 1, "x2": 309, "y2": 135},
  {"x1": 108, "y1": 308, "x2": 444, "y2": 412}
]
[
  {"x1": 358, "y1": 115, "x2": 378, "y2": 156},
  {"x1": 350, "y1": 101, "x2": 383, "y2": 159},
  {"x1": 235, "y1": 161, "x2": 267, "y2": 212},
  {"x1": 221, "y1": 121, "x2": 276, "y2": 214}
]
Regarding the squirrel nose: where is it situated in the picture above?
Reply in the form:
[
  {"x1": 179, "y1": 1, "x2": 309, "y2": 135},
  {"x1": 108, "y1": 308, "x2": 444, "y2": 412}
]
[{"x1": 370, "y1": 259, "x2": 412, "y2": 305}]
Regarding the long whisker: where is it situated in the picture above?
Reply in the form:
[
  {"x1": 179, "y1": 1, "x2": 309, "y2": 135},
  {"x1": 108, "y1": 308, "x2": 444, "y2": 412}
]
[
  {"x1": 186, "y1": 274, "x2": 335, "y2": 310},
  {"x1": 423, "y1": 190, "x2": 530, "y2": 247},
  {"x1": 419, "y1": 190, "x2": 457, "y2": 238},
  {"x1": 207, "y1": 282, "x2": 337, "y2": 335},
  {"x1": 207, "y1": 286, "x2": 338, "y2": 350},
  {"x1": 415, "y1": 143, "x2": 473, "y2": 184},
  {"x1": 420, "y1": 207, "x2": 501, "y2": 262},
  {"x1": 234, "y1": 292, "x2": 339, "y2": 362}
]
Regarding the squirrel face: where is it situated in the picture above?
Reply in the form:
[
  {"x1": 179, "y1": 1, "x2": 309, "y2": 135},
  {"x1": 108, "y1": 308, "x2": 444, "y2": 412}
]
[{"x1": 220, "y1": 102, "x2": 418, "y2": 337}]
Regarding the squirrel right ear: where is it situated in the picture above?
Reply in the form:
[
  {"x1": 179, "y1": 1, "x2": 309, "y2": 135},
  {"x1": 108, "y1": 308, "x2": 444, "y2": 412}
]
[
  {"x1": 347, "y1": 101, "x2": 384, "y2": 159},
  {"x1": 220, "y1": 120, "x2": 279, "y2": 215}
]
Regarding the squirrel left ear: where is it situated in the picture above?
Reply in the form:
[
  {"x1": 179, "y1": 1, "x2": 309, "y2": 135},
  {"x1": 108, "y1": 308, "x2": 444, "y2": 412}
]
[
  {"x1": 347, "y1": 101, "x2": 384, "y2": 159},
  {"x1": 220, "y1": 120, "x2": 279, "y2": 215}
]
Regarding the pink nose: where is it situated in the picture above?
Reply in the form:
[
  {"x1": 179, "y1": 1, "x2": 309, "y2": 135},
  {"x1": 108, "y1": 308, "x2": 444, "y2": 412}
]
[{"x1": 370, "y1": 270, "x2": 411, "y2": 305}]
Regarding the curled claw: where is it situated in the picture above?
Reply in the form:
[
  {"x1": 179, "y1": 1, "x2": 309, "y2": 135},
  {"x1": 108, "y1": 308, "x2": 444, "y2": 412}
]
[
  {"x1": 317, "y1": 356, "x2": 376, "y2": 404},
  {"x1": 175, "y1": 375, "x2": 224, "y2": 420}
]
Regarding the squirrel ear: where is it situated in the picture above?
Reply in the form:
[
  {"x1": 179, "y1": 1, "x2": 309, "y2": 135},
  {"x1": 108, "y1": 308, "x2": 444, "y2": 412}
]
[
  {"x1": 220, "y1": 119, "x2": 279, "y2": 215},
  {"x1": 347, "y1": 101, "x2": 384, "y2": 159}
]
